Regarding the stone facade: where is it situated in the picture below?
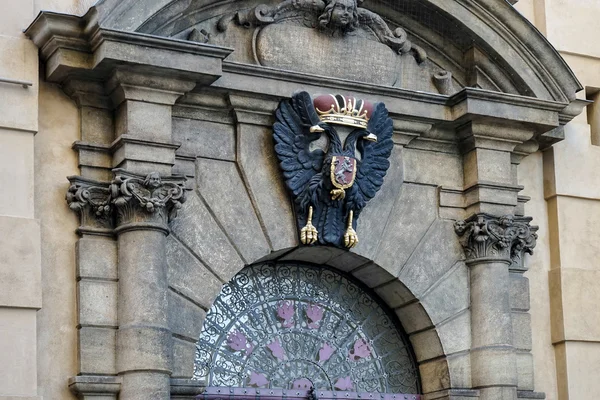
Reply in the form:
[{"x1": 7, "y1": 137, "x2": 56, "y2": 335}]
[{"x1": 0, "y1": 1, "x2": 598, "y2": 400}]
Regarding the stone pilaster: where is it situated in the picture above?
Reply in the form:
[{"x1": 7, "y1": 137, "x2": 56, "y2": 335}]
[
  {"x1": 67, "y1": 171, "x2": 187, "y2": 400},
  {"x1": 455, "y1": 214, "x2": 537, "y2": 400}
]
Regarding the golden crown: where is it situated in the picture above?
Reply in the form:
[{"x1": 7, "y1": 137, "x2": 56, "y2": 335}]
[{"x1": 314, "y1": 94, "x2": 373, "y2": 129}]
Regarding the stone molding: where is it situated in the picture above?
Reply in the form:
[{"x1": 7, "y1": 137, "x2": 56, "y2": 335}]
[
  {"x1": 68, "y1": 376, "x2": 205, "y2": 399},
  {"x1": 67, "y1": 170, "x2": 187, "y2": 235},
  {"x1": 454, "y1": 213, "x2": 538, "y2": 270},
  {"x1": 68, "y1": 375, "x2": 122, "y2": 398}
]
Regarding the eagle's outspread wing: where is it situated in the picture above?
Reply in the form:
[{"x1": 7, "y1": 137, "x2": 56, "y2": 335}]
[
  {"x1": 347, "y1": 102, "x2": 394, "y2": 214},
  {"x1": 273, "y1": 91, "x2": 325, "y2": 210}
]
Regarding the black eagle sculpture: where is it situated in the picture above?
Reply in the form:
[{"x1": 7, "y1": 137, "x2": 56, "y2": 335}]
[{"x1": 274, "y1": 91, "x2": 394, "y2": 248}]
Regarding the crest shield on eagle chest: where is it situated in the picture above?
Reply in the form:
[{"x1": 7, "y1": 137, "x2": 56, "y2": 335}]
[{"x1": 331, "y1": 156, "x2": 357, "y2": 189}]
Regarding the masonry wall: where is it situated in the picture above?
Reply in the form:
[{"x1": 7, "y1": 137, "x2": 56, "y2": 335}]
[
  {"x1": 0, "y1": 1, "x2": 595, "y2": 400},
  {"x1": 515, "y1": 1, "x2": 600, "y2": 399}
]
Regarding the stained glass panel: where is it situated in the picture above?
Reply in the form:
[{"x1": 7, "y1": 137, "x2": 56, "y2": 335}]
[{"x1": 194, "y1": 263, "x2": 420, "y2": 394}]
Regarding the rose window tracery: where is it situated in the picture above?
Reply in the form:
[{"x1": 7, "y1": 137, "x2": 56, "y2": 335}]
[{"x1": 194, "y1": 263, "x2": 420, "y2": 394}]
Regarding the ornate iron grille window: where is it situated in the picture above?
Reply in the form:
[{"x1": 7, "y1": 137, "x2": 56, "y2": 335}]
[{"x1": 194, "y1": 263, "x2": 420, "y2": 394}]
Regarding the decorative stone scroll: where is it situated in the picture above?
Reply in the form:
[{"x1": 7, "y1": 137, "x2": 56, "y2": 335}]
[
  {"x1": 215, "y1": 0, "x2": 426, "y2": 63},
  {"x1": 66, "y1": 170, "x2": 186, "y2": 233},
  {"x1": 67, "y1": 177, "x2": 114, "y2": 234},
  {"x1": 454, "y1": 214, "x2": 538, "y2": 270}
]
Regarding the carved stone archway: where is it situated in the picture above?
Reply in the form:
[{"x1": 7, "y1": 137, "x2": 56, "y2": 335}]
[{"x1": 25, "y1": 1, "x2": 584, "y2": 400}]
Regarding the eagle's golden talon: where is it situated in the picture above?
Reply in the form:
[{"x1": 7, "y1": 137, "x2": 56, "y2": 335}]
[
  {"x1": 344, "y1": 210, "x2": 358, "y2": 249},
  {"x1": 331, "y1": 188, "x2": 345, "y2": 201},
  {"x1": 300, "y1": 206, "x2": 318, "y2": 245}
]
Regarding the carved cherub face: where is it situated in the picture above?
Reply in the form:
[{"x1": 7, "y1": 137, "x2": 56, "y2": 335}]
[
  {"x1": 331, "y1": 0, "x2": 356, "y2": 27},
  {"x1": 144, "y1": 172, "x2": 162, "y2": 189},
  {"x1": 319, "y1": 0, "x2": 359, "y2": 33}
]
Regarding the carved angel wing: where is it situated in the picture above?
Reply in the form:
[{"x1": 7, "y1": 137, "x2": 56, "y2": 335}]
[
  {"x1": 347, "y1": 102, "x2": 394, "y2": 214},
  {"x1": 273, "y1": 92, "x2": 325, "y2": 207}
]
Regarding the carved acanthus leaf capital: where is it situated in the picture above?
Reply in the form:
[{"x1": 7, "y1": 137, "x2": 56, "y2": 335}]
[
  {"x1": 110, "y1": 171, "x2": 186, "y2": 231},
  {"x1": 66, "y1": 177, "x2": 113, "y2": 234},
  {"x1": 66, "y1": 171, "x2": 187, "y2": 234},
  {"x1": 454, "y1": 214, "x2": 538, "y2": 270}
]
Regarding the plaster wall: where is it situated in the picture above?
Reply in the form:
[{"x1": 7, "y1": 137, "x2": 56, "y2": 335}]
[
  {"x1": 0, "y1": 1, "x2": 40, "y2": 398},
  {"x1": 515, "y1": 1, "x2": 600, "y2": 399},
  {"x1": 0, "y1": 1, "x2": 84, "y2": 399},
  {"x1": 35, "y1": 80, "x2": 80, "y2": 400}
]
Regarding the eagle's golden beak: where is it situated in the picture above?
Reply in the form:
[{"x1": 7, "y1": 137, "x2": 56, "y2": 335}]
[
  {"x1": 310, "y1": 125, "x2": 325, "y2": 133},
  {"x1": 365, "y1": 133, "x2": 378, "y2": 142}
]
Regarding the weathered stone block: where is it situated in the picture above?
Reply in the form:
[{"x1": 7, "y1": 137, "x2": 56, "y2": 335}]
[
  {"x1": 421, "y1": 262, "x2": 469, "y2": 325},
  {"x1": 399, "y1": 220, "x2": 464, "y2": 298},
  {"x1": 395, "y1": 301, "x2": 433, "y2": 334},
  {"x1": 81, "y1": 106, "x2": 114, "y2": 145},
  {"x1": 325, "y1": 251, "x2": 371, "y2": 273},
  {"x1": 117, "y1": 327, "x2": 172, "y2": 373},
  {"x1": 172, "y1": 118, "x2": 236, "y2": 161},
  {"x1": 516, "y1": 351, "x2": 534, "y2": 391},
  {"x1": 76, "y1": 237, "x2": 117, "y2": 280},
  {"x1": 510, "y1": 273, "x2": 530, "y2": 312},
  {"x1": 351, "y1": 262, "x2": 395, "y2": 288},
  {"x1": 115, "y1": 101, "x2": 172, "y2": 142},
  {"x1": 419, "y1": 357, "x2": 451, "y2": 394},
  {"x1": 196, "y1": 157, "x2": 271, "y2": 263},
  {"x1": 404, "y1": 148, "x2": 463, "y2": 187},
  {"x1": 280, "y1": 246, "x2": 346, "y2": 265},
  {"x1": 172, "y1": 337, "x2": 197, "y2": 379},
  {"x1": 353, "y1": 146, "x2": 404, "y2": 259},
  {"x1": 374, "y1": 279, "x2": 415, "y2": 309},
  {"x1": 79, "y1": 327, "x2": 117, "y2": 375},
  {"x1": 464, "y1": 148, "x2": 513, "y2": 187},
  {"x1": 119, "y1": 371, "x2": 170, "y2": 400},
  {"x1": 168, "y1": 290, "x2": 206, "y2": 342},
  {"x1": 237, "y1": 123, "x2": 297, "y2": 250},
  {"x1": 437, "y1": 311, "x2": 471, "y2": 355},
  {"x1": 166, "y1": 236, "x2": 223, "y2": 310},
  {"x1": 78, "y1": 279, "x2": 117, "y2": 327},
  {"x1": 447, "y1": 352, "x2": 472, "y2": 390},
  {"x1": 512, "y1": 312, "x2": 532, "y2": 351},
  {"x1": 410, "y1": 327, "x2": 444, "y2": 362},
  {"x1": 470, "y1": 346, "x2": 517, "y2": 387},
  {"x1": 170, "y1": 192, "x2": 244, "y2": 282},
  {"x1": 374, "y1": 183, "x2": 437, "y2": 275},
  {"x1": 470, "y1": 262, "x2": 513, "y2": 348}
]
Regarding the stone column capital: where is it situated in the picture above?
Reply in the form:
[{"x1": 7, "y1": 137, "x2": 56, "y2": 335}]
[
  {"x1": 67, "y1": 176, "x2": 113, "y2": 236},
  {"x1": 454, "y1": 213, "x2": 538, "y2": 270},
  {"x1": 110, "y1": 170, "x2": 186, "y2": 234},
  {"x1": 66, "y1": 171, "x2": 187, "y2": 235}
]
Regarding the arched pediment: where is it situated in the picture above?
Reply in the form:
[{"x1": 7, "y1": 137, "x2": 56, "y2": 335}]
[{"x1": 92, "y1": 0, "x2": 581, "y2": 102}]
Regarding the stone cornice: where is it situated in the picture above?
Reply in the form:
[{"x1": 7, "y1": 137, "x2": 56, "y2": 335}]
[
  {"x1": 24, "y1": 10, "x2": 233, "y2": 85},
  {"x1": 66, "y1": 170, "x2": 187, "y2": 235},
  {"x1": 454, "y1": 213, "x2": 538, "y2": 271}
]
